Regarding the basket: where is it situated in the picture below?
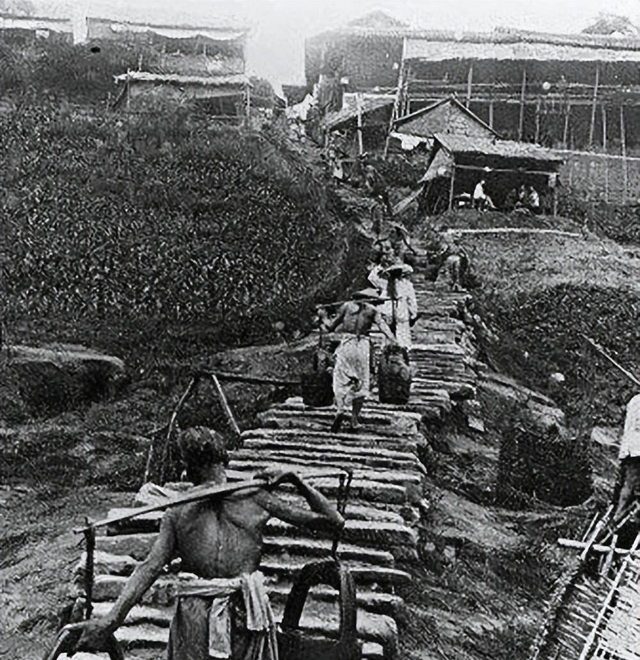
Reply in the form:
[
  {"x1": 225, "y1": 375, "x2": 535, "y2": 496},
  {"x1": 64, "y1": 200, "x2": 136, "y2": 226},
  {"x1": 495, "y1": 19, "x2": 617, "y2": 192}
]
[
  {"x1": 378, "y1": 344, "x2": 411, "y2": 405},
  {"x1": 278, "y1": 559, "x2": 362, "y2": 660},
  {"x1": 301, "y1": 349, "x2": 334, "y2": 408}
]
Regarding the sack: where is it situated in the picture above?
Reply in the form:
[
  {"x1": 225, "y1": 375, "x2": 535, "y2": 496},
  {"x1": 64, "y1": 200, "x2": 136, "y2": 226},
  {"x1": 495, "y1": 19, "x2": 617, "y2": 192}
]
[
  {"x1": 301, "y1": 349, "x2": 334, "y2": 408},
  {"x1": 378, "y1": 344, "x2": 411, "y2": 404},
  {"x1": 278, "y1": 559, "x2": 362, "y2": 660}
]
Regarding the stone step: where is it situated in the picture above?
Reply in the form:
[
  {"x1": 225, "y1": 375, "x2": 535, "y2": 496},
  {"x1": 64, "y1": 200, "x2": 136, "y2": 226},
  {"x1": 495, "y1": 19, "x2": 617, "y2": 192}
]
[
  {"x1": 266, "y1": 519, "x2": 418, "y2": 559},
  {"x1": 259, "y1": 408, "x2": 420, "y2": 433},
  {"x1": 88, "y1": 600, "x2": 396, "y2": 652},
  {"x1": 240, "y1": 427, "x2": 421, "y2": 452},
  {"x1": 277, "y1": 398, "x2": 426, "y2": 421},
  {"x1": 105, "y1": 479, "x2": 416, "y2": 540},
  {"x1": 232, "y1": 446, "x2": 426, "y2": 476},
  {"x1": 97, "y1": 533, "x2": 395, "y2": 567},
  {"x1": 240, "y1": 435, "x2": 423, "y2": 465},
  {"x1": 282, "y1": 395, "x2": 450, "y2": 417},
  {"x1": 412, "y1": 380, "x2": 476, "y2": 398},
  {"x1": 257, "y1": 412, "x2": 417, "y2": 437},
  {"x1": 228, "y1": 459, "x2": 423, "y2": 487}
]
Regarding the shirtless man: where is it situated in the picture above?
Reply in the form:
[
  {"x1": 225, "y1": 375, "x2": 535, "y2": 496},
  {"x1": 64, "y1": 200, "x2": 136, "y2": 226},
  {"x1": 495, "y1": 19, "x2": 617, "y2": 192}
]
[
  {"x1": 66, "y1": 427, "x2": 344, "y2": 660},
  {"x1": 318, "y1": 288, "x2": 397, "y2": 432}
]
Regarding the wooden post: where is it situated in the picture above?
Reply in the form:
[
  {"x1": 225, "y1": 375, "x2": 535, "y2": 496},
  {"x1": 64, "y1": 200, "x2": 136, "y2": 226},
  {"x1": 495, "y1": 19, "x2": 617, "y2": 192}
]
[
  {"x1": 518, "y1": 68, "x2": 527, "y2": 141},
  {"x1": 534, "y1": 97, "x2": 541, "y2": 143},
  {"x1": 563, "y1": 101, "x2": 571, "y2": 149},
  {"x1": 588, "y1": 64, "x2": 600, "y2": 148},
  {"x1": 489, "y1": 97, "x2": 494, "y2": 129},
  {"x1": 620, "y1": 105, "x2": 628, "y2": 203},
  {"x1": 602, "y1": 104, "x2": 609, "y2": 201},
  {"x1": 448, "y1": 165, "x2": 456, "y2": 210},
  {"x1": 466, "y1": 64, "x2": 473, "y2": 108},
  {"x1": 383, "y1": 37, "x2": 406, "y2": 159},
  {"x1": 355, "y1": 92, "x2": 364, "y2": 157}
]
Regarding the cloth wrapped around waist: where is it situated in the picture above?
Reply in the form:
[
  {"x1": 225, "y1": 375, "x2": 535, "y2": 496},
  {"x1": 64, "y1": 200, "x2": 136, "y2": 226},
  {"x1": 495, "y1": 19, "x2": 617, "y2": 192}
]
[
  {"x1": 333, "y1": 334, "x2": 371, "y2": 412},
  {"x1": 173, "y1": 571, "x2": 276, "y2": 660}
]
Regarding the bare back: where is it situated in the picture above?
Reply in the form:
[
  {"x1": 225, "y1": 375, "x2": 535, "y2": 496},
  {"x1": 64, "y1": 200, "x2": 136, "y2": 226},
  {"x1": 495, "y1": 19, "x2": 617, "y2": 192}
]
[
  {"x1": 335, "y1": 301, "x2": 378, "y2": 336},
  {"x1": 167, "y1": 490, "x2": 270, "y2": 578}
]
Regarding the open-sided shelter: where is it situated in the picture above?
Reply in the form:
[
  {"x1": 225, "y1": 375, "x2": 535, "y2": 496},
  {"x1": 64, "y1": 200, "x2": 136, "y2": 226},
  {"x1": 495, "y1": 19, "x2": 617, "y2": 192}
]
[
  {"x1": 421, "y1": 133, "x2": 564, "y2": 214},
  {"x1": 321, "y1": 93, "x2": 395, "y2": 156}
]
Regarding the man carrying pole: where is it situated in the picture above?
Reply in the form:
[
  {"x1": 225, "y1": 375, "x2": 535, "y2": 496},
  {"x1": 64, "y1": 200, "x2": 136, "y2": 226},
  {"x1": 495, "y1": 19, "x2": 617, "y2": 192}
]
[
  {"x1": 65, "y1": 426, "x2": 344, "y2": 660},
  {"x1": 317, "y1": 289, "x2": 397, "y2": 432}
]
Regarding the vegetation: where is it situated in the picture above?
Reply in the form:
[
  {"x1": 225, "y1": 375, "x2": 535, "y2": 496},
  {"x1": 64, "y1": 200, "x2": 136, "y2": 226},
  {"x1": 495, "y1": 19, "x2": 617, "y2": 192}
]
[{"x1": 2, "y1": 103, "x2": 367, "y2": 363}]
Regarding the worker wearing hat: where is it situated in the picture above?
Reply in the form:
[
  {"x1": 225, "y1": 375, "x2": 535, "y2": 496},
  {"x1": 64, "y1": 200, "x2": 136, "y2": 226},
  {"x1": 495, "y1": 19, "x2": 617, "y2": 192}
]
[
  {"x1": 317, "y1": 288, "x2": 397, "y2": 432},
  {"x1": 382, "y1": 262, "x2": 418, "y2": 348}
]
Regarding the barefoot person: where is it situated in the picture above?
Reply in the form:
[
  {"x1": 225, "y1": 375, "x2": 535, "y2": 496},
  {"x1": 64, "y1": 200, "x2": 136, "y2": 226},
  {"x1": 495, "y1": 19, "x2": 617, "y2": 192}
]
[
  {"x1": 383, "y1": 263, "x2": 418, "y2": 349},
  {"x1": 318, "y1": 289, "x2": 397, "y2": 432},
  {"x1": 612, "y1": 393, "x2": 640, "y2": 543},
  {"x1": 66, "y1": 427, "x2": 344, "y2": 660}
]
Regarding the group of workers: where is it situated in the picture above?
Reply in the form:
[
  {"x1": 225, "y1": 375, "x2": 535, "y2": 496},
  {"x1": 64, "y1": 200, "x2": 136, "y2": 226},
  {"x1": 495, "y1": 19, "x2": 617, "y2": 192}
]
[
  {"x1": 316, "y1": 239, "x2": 419, "y2": 433},
  {"x1": 472, "y1": 179, "x2": 541, "y2": 214}
]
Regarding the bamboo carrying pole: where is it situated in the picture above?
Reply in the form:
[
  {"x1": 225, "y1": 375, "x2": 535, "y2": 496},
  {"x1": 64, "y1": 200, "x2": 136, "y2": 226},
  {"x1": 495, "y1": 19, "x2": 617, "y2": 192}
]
[
  {"x1": 75, "y1": 468, "x2": 347, "y2": 533},
  {"x1": 582, "y1": 335, "x2": 640, "y2": 388}
]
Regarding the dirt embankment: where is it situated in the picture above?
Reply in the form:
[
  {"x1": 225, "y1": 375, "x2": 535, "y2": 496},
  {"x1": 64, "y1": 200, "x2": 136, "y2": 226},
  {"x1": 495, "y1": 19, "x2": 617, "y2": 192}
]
[{"x1": 432, "y1": 210, "x2": 640, "y2": 426}]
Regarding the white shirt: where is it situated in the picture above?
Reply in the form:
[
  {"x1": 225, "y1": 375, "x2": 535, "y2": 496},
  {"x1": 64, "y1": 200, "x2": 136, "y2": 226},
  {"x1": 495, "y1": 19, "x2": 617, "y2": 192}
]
[
  {"x1": 619, "y1": 394, "x2": 640, "y2": 459},
  {"x1": 473, "y1": 182, "x2": 485, "y2": 200}
]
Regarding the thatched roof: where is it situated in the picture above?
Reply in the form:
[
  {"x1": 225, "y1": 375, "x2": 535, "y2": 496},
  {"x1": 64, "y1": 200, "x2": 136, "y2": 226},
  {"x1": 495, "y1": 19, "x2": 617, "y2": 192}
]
[
  {"x1": 405, "y1": 36, "x2": 640, "y2": 62},
  {"x1": 115, "y1": 72, "x2": 249, "y2": 87},
  {"x1": 434, "y1": 133, "x2": 564, "y2": 164},
  {"x1": 310, "y1": 23, "x2": 640, "y2": 51},
  {"x1": 90, "y1": 17, "x2": 248, "y2": 42},
  {"x1": 322, "y1": 94, "x2": 394, "y2": 131}
]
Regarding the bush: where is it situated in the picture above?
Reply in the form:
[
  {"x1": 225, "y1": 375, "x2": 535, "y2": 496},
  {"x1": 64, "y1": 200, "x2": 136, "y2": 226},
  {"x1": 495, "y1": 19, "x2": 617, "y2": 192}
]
[
  {"x1": 479, "y1": 283, "x2": 640, "y2": 426},
  {"x1": 1, "y1": 104, "x2": 366, "y2": 363}
]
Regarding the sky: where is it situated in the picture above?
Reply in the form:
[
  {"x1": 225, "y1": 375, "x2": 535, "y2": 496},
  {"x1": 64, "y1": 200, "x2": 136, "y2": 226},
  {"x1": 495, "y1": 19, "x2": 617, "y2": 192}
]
[{"x1": 14, "y1": 0, "x2": 640, "y2": 84}]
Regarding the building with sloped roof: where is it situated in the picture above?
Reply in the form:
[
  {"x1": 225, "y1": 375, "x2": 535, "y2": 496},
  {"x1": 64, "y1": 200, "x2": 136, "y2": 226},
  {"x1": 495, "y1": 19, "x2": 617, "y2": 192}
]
[
  {"x1": 306, "y1": 18, "x2": 640, "y2": 152},
  {"x1": 390, "y1": 96, "x2": 498, "y2": 152},
  {"x1": 421, "y1": 133, "x2": 564, "y2": 213}
]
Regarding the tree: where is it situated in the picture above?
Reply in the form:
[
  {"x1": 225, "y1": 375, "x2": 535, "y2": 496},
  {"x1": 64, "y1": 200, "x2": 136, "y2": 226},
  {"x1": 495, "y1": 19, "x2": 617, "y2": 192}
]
[
  {"x1": 582, "y1": 13, "x2": 640, "y2": 36},
  {"x1": 3, "y1": 0, "x2": 36, "y2": 16}
]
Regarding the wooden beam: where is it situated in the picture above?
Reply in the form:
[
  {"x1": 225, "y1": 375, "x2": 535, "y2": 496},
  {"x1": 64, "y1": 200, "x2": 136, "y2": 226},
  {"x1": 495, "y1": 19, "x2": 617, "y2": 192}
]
[
  {"x1": 588, "y1": 64, "x2": 600, "y2": 148},
  {"x1": 534, "y1": 97, "x2": 541, "y2": 143},
  {"x1": 601, "y1": 104, "x2": 609, "y2": 201},
  {"x1": 558, "y1": 538, "x2": 640, "y2": 557},
  {"x1": 448, "y1": 166, "x2": 456, "y2": 211},
  {"x1": 620, "y1": 105, "x2": 628, "y2": 203},
  {"x1": 563, "y1": 101, "x2": 571, "y2": 149},
  {"x1": 355, "y1": 93, "x2": 364, "y2": 157},
  {"x1": 383, "y1": 36, "x2": 407, "y2": 160},
  {"x1": 518, "y1": 68, "x2": 527, "y2": 141}
]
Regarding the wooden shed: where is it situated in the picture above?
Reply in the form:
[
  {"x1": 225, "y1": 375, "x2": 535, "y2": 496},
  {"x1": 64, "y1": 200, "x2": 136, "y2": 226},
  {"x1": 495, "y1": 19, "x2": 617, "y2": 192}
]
[
  {"x1": 421, "y1": 133, "x2": 564, "y2": 213},
  {"x1": 392, "y1": 96, "x2": 498, "y2": 151}
]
